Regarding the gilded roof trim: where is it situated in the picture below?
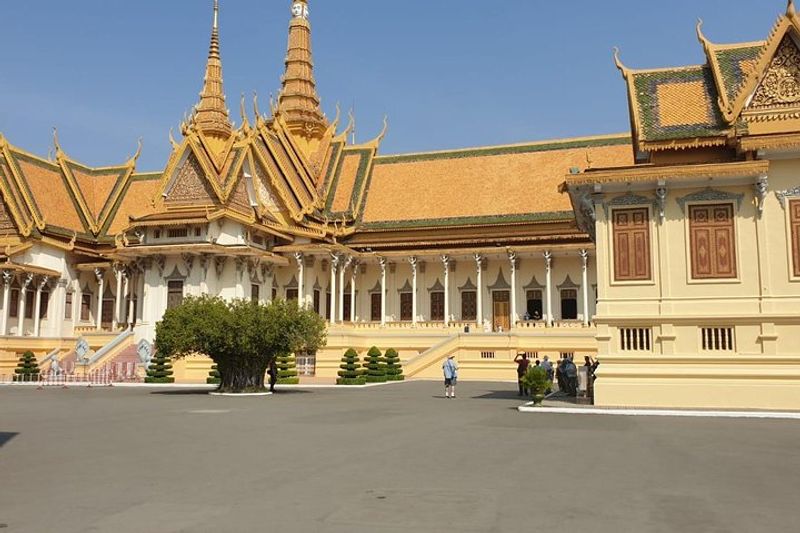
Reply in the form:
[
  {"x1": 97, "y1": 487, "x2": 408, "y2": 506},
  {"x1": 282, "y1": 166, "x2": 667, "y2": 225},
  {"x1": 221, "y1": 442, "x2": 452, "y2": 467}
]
[
  {"x1": 564, "y1": 159, "x2": 769, "y2": 188},
  {"x1": 359, "y1": 211, "x2": 575, "y2": 231},
  {"x1": 374, "y1": 134, "x2": 631, "y2": 165}
]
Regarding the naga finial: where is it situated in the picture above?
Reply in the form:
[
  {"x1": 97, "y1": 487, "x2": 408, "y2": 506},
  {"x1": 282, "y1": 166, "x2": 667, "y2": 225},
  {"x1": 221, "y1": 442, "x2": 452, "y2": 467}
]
[
  {"x1": 52, "y1": 127, "x2": 63, "y2": 156},
  {"x1": 789, "y1": 0, "x2": 796, "y2": 17},
  {"x1": 612, "y1": 47, "x2": 631, "y2": 79}
]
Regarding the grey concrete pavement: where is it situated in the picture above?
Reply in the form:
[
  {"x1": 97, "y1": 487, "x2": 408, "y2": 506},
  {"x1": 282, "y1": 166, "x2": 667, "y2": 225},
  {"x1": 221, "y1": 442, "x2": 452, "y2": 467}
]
[{"x1": 1, "y1": 381, "x2": 799, "y2": 532}]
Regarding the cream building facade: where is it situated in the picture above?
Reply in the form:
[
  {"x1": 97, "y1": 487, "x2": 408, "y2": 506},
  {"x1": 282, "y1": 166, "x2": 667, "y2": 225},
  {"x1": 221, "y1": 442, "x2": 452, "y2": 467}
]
[{"x1": 1, "y1": 1, "x2": 798, "y2": 409}]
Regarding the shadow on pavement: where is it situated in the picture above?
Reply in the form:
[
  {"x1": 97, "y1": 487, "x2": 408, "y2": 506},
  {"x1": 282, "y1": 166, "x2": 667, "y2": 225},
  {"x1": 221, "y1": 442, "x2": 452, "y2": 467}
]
[
  {"x1": 472, "y1": 390, "x2": 525, "y2": 401},
  {"x1": 0, "y1": 432, "x2": 19, "y2": 447}
]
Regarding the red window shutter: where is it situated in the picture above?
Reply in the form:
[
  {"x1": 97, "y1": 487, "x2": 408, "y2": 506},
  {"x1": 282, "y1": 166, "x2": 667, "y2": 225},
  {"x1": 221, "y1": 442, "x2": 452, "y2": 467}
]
[
  {"x1": 613, "y1": 208, "x2": 651, "y2": 281},
  {"x1": 791, "y1": 200, "x2": 800, "y2": 277},
  {"x1": 689, "y1": 204, "x2": 737, "y2": 279}
]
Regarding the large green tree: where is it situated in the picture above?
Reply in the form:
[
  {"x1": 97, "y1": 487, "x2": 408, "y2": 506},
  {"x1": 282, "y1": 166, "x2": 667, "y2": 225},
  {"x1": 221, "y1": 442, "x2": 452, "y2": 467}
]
[{"x1": 155, "y1": 296, "x2": 326, "y2": 393}]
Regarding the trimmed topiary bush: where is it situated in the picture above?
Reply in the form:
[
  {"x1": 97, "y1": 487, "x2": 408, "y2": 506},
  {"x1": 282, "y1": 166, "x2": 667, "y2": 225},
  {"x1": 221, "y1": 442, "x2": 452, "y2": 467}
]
[
  {"x1": 364, "y1": 346, "x2": 387, "y2": 383},
  {"x1": 276, "y1": 352, "x2": 300, "y2": 385},
  {"x1": 145, "y1": 351, "x2": 174, "y2": 384},
  {"x1": 522, "y1": 365, "x2": 552, "y2": 406},
  {"x1": 384, "y1": 348, "x2": 404, "y2": 381},
  {"x1": 207, "y1": 364, "x2": 221, "y2": 385},
  {"x1": 337, "y1": 348, "x2": 366, "y2": 385},
  {"x1": 13, "y1": 351, "x2": 40, "y2": 382}
]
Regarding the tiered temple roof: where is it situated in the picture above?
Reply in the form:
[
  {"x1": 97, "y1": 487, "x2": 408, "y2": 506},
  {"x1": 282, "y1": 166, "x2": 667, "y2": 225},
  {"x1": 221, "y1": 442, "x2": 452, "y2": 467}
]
[
  {"x1": 1, "y1": 0, "x2": 641, "y2": 258},
  {"x1": 616, "y1": 0, "x2": 800, "y2": 154}
]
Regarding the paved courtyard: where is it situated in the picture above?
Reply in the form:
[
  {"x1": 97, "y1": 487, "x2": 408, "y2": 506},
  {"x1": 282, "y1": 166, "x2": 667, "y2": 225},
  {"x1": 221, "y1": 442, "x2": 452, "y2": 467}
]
[{"x1": 1, "y1": 381, "x2": 800, "y2": 532}]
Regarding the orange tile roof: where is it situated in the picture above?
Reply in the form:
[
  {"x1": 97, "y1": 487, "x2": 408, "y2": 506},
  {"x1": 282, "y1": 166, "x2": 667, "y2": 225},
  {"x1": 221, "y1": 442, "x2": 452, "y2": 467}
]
[
  {"x1": 106, "y1": 175, "x2": 161, "y2": 235},
  {"x1": 329, "y1": 151, "x2": 363, "y2": 213},
  {"x1": 15, "y1": 156, "x2": 85, "y2": 233},
  {"x1": 361, "y1": 135, "x2": 632, "y2": 227},
  {"x1": 70, "y1": 164, "x2": 124, "y2": 222}
]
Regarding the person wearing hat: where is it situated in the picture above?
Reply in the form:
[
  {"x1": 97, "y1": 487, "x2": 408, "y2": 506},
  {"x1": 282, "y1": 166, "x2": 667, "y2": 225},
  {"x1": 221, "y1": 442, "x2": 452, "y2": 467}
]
[
  {"x1": 442, "y1": 354, "x2": 459, "y2": 399},
  {"x1": 513, "y1": 352, "x2": 530, "y2": 396}
]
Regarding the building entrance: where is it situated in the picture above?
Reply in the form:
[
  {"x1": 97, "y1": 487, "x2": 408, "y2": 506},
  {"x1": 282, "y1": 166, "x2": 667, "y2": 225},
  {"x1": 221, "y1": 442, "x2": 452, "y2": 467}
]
[{"x1": 493, "y1": 290, "x2": 510, "y2": 332}]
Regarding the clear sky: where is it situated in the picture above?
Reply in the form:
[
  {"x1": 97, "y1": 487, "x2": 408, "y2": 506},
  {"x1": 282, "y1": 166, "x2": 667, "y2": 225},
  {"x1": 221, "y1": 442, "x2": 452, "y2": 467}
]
[{"x1": 0, "y1": 0, "x2": 784, "y2": 171}]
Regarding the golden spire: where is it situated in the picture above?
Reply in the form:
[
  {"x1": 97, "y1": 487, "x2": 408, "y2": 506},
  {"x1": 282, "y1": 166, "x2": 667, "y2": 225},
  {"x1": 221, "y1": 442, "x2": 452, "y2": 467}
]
[
  {"x1": 192, "y1": 0, "x2": 233, "y2": 140},
  {"x1": 278, "y1": 0, "x2": 328, "y2": 139}
]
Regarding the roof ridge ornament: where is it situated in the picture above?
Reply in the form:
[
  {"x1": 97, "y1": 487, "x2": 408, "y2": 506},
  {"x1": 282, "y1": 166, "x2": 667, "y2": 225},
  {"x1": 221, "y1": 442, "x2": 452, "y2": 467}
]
[
  {"x1": 788, "y1": 0, "x2": 796, "y2": 17},
  {"x1": 612, "y1": 47, "x2": 631, "y2": 79},
  {"x1": 191, "y1": 0, "x2": 233, "y2": 142}
]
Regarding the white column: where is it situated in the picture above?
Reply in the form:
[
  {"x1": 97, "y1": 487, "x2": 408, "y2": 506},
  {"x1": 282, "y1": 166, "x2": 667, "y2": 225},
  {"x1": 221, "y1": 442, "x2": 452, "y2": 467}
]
[
  {"x1": 127, "y1": 272, "x2": 136, "y2": 327},
  {"x1": 475, "y1": 254, "x2": 483, "y2": 326},
  {"x1": 122, "y1": 271, "x2": 130, "y2": 327},
  {"x1": 442, "y1": 256, "x2": 450, "y2": 327},
  {"x1": 580, "y1": 249, "x2": 590, "y2": 327},
  {"x1": 544, "y1": 251, "x2": 553, "y2": 327},
  {"x1": 1, "y1": 271, "x2": 12, "y2": 335},
  {"x1": 295, "y1": 253, "x2": 305, "y2": 308},
  {"x1": 509, "y1": 251, "x2": 518, "y2": 328},
  {"x1": 33, "y1": 276, "x2": 48, "y2": 337},
  {"x1": 266, "y1": 267, "x2": 274, "y2": 304},
  {"x1": 379, "y1": 257, "x2": 387, "y2": 327},
  {"x1": 114, "y1": 265, "x2": 123, "y2": 330},
  {"x1": 339, "y1": 256, "x2": 349, "y2": 322},
  {"x1": 18, "y1": 273, "x2": 33, "y2": 336},
  {"x1": 95, "y1": 268, "x2": 105, "y2": 331},
  {"x1": 329, "y1": 254, "x2": 338, "y2": 325},
  {"x1": 350, "y1": 262, "x2": 357, "y2": 322},
  {"x1": 410, "y1": 257, "x2": 418, "y2": 327}
]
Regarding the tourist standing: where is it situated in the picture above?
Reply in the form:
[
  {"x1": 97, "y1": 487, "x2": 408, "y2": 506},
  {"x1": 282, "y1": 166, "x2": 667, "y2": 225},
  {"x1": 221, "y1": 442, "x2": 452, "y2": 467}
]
[
  {"x1": 268, "y1": 357, "x2": 278, "y2": 393},
  {"x1": 514, "y1": 353, "x2": 530, "y2": 396},
  {"x1": 541, "y1": 355, "x2": 553, "y2": 394},
  {"x1": 443, "y1": 354, "x2": 459, "y2": 398}
]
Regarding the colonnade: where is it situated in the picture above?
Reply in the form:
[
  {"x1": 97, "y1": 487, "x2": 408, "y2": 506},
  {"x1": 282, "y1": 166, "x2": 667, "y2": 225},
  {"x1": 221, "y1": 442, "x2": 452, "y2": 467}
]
[{"x1": 290, "y1": 250, "x2": 593, "y2": 329}]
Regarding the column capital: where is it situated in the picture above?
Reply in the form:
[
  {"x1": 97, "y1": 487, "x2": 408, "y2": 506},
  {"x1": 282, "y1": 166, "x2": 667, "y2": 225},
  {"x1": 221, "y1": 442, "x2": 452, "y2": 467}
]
[
  {"x1": 21, "y1": 272, "x2": 34, "y2": 289},
  {"x1": 330, "y1": 253, "x2": 340, "y2": 269},
  {"x1": 2, "y1": 270, "x2": 13, "y2": 286},
  {"x1": 543, "y1": 251, "x2": 553, "y2": 270},
  {"x1": 344, "y1": 255, "x2": 354, "y2": 270},
  {"x1": 378, "y1": 256, "x2": 387, "y2": 271},
  {"x1": 294, "y1": 252, "x2": 304, "y2": 267},
  {"x1": 508, "y1": 250, "x2": 517, "y2": 271},
  {"x1": 580, "y1": 249, "x2": 589, "y2": 267},
  {"x1": 409, "y1": 256, "x2": 418, "y2": 271},
  {"x1": 94, "y1": 267, "x2": 105, "y2": 283},
  {"x1": 474, "y1": 253, "x2": 483, "y2": 271},
  {"x1": 37, "y1": 275, "x2": 49, "y2": 291},
  {"x1": 441, "y1": 255, "x2": 450, "y2": 267}
]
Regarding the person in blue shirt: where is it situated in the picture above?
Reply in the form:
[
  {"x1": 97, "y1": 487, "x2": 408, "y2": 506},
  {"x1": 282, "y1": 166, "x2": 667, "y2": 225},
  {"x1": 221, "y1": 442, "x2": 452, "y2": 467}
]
[{"x1": 442, "y1": 354, "x2": 459, "y2": 399}]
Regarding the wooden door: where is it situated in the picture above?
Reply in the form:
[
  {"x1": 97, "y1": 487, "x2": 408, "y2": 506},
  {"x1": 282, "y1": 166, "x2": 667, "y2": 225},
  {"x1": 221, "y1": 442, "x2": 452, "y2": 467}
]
[
  {"x1": 370, "y1": 293, "x2": 382, "y2": 322},
  {"x1": 430, "y1": 291, "x2": 445, "y2": 321},
  {"x1": 400, "y1": 293, "x2": 413, "y2": 321},
  {"x1": 492, "y1": 291, "x2": 510, "y2": 332}
]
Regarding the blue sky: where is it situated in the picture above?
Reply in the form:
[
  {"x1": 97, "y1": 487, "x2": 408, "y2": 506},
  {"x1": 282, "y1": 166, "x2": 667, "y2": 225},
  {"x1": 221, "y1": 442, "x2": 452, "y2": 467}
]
[{"x1": 0, "y1": 0, "x2": 783, "y2": 171}]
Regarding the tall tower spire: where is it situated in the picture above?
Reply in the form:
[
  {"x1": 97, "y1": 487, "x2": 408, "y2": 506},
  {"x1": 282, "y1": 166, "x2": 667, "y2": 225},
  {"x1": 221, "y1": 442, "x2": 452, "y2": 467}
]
[
  {"x1": 278, "y1": 0, "x2": 327, "y2": 139},
  {"x1": 192, "y1": 0, "x2": 233, "y2": 141}
]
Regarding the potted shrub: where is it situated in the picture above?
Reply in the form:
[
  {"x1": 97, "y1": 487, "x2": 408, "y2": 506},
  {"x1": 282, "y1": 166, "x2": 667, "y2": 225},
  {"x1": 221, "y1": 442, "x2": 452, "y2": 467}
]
[
  {"x1": 522, "y1": 366, "x2": 551, "y2": 406},
  {"x1": 13, "y1": 351, "x2": 40, "y2": 383},
  {"x1": 384, "y1": 348, "x2": 404, "y2": 381},
  {"x1": 337, "y1": 348, "x2": 366, "y2": 385},
  {"x1": 145, "y1": 351, "x2": 174, "y2": 384},
  {"x1": 364, "y1": 346, "x2": 387, "y2": 383},
  {"x1": 276, "y1": 352, "x2": 300, "y2": 385}
]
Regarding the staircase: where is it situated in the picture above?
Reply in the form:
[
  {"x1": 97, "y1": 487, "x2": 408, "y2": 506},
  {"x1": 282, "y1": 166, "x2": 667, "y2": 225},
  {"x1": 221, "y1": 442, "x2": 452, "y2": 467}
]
[
  {"x1": 76, "y1": 330, "x2": 135, "y2": 373},
  {"x1": 404, "y1": 334, "x2": 461, "y2": 379}
]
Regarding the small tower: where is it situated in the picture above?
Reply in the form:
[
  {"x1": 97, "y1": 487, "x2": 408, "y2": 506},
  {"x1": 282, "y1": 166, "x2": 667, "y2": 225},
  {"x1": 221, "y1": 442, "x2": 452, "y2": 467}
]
[
  {"x1": 190, "y1": 0, "x2": 234, "y2": 157},
  {"x1": 278, "y1": 0, "x2": 329, "y2": 151}
]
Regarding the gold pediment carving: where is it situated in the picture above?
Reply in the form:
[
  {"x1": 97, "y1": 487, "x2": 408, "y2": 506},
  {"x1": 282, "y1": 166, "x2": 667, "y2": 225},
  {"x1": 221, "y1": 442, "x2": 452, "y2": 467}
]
[{"x1": 750, "y1": 35, "x2": 800, "y2": 109}]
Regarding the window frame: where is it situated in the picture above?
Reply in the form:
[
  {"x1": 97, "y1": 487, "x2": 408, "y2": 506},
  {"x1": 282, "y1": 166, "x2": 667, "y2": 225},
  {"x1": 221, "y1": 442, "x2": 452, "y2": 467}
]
[
  {"x1": 610, "y1": 206, "x2": 653, "y2": 284},
  {"x1": 789, "y1": 198, "x2": 800, "y2": 280},
  {"x1": 166, "y1": 280, "x2": 184, "y2": 310},
  {"x1": 461, "y1": 290, "x2": 477, "y2": 321},
  {"x1": 686, "y1": 202, "x2": 740, "y2": 283}
]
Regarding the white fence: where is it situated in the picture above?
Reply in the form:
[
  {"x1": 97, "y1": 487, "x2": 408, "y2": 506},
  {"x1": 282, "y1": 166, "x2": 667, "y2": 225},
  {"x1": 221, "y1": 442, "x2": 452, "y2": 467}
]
[{"x1": 1, "y1": 362, "x2": 142, "y2": 387}]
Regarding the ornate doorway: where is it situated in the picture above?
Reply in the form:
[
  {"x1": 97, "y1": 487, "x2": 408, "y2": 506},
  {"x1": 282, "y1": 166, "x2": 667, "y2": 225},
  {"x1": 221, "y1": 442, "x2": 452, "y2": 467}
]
[{"x1": 492, "y1": 290, "x2": 510, "y2": 332}]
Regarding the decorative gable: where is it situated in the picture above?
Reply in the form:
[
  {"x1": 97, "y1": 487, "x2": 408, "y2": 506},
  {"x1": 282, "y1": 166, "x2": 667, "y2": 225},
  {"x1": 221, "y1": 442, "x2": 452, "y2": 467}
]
[
  {"x1": 0, "y1": 194, "x2": 18, "y2": 234},
  {"x1": 165, "y1": 152, "x2": 216, "y2": 205},
  {"x1": 749, "y1": 35, "x2": 800, "y2": 109}
]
